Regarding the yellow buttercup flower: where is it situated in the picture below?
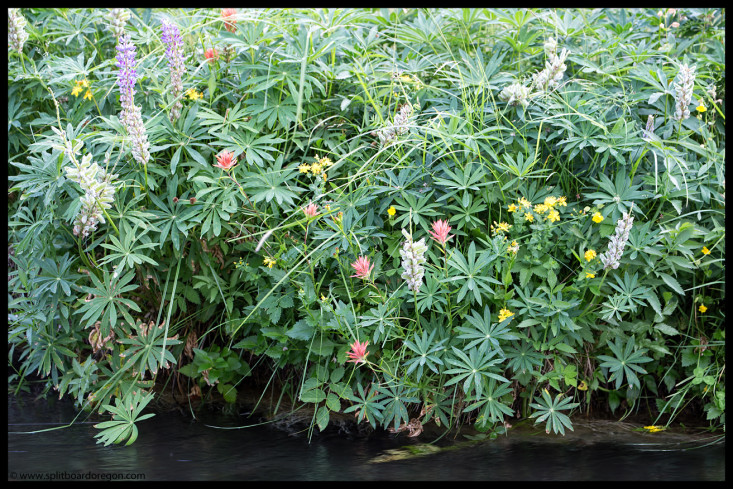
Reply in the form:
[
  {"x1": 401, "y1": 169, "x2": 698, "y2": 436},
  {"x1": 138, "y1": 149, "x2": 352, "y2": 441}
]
[
  {"x1": 696, "y1": 104, "x2": 706, "y2": 113},
  {"x1": 71, "y1": 85, "x2": 83, "y2": 97},
  {"x1": 518, "y1": 197, "x2": 532, "y2": 210},
  {"x1": 585, "y1": 272, "x2": 595, "y2": 279},
  {"x1": 534, "y1": 203, "x2": 549, "y2": 214},
  {"x1": 592, "y1": 212, "x2": 604, "y2": 224},
  {"x1": 83, "y1": 89, "x2": 93, "y2": 101},
  {"x1": 524, "y1": 212, "x2": 534, "y2": 222},
  {"x1": 701, "y1": 246, "x2": 711, "y2": 255},
  {"x1": 498, "y1": 308, "x2": 515, "y2": 323},
  {"x1": 298, "y1": 163, "x2": 311, "y2": 174},
  {"x1": 491, "y1": 221, "x2": 512, "y2": 235},
  {"x1": 387, "y1": 206, "x2": 396, "y2": 217},
  {"x1": 185, "y1": 88, "x2": 203, "y2": 101},
  {"x1": 546, "y1": 209, "x2": 560, "y2": 223},
  {"x1": 263, "y1": 257, "x2": 277, "y2": 268},
  {"x1": 508, "y1": 203, "x2": 518, "y2": 213},
  {"x1": 80, "y1": 79, "x2": 90, "y2": 88},
  {"x1": 584, "y1": 249, "x2": 597, "y2": 262},
  {"x1": 544, "y1": 196, "x2": 558, "y2": 208},
  {"x1": 699, "y1": 304, "x2": 707, "y2": 314},
  {"x1": 556, "y1": 196, "x2": 567, "y2": 207}
]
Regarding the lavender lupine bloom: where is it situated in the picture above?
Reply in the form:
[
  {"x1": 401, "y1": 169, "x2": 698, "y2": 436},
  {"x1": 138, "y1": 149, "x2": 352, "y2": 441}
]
[
  {"x1": 116, "y1": 35, "x2": 150, "y2": 165},
  {"x1": 64, "y1": 154, "x2": 119, "y2": 239},
  {"x1": 642, "y1": 114, "x2": 655, "y2": 141},
  {"x1": 106, "y1": 8, "x2": 130, "y2": 39},
  {"x1": 499, "y1": 82, "x2": 531, "y2": 107},
  {"x1": 673, "y1": 63, "x2": 697, "y2": 122},
  {"x1": 599, "y1": 208, "x2": 634, "y2": 270},
  {"x1": 161, "y1": 19, "x2": 185, "y2": 122},
  {"x1": 399, "y1": 228, "x2": 428, "y2": 293},
  {"x1": 8, "y1": 8, "x2": 29, "y2": 53},
  {"x1": 374, "y1": 104, "x2": 414, "y2": 146}
]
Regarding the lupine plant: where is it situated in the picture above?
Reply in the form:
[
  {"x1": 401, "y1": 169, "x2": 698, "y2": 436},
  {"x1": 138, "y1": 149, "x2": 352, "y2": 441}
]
[{"x1": 8, "y1": 8, "x2": 725, "y2": 446}]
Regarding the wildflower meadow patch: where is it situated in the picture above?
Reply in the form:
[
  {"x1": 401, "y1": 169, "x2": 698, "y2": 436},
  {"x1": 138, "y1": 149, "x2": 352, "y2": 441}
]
[{"x1": 7, "y1": 8, "x2": 725, "y2": 446}]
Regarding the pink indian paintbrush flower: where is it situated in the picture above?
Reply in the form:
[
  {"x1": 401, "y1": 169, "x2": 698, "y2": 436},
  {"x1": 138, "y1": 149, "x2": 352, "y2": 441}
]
[
  {"x1": 205, "y1": 48, "x2": 219, "y2": 63},
  {"x1": 346, "y1": 339, "x2": 369, "y2": 364},
  {"x1": 221, "y1": 8, "x2": 238, "y2": 32},
  {"x1": 350, "y1": 256, "x2": 374, "y2": 280},
  {"x1": 214, "y1": 150, "x2": 237, "y2": 171},
  {"x1": 429, "y1": 219, "x2": 454, "y2": 245},
  {"x1": 303, "y1": 203, "x2": 319, "y2": 218}
]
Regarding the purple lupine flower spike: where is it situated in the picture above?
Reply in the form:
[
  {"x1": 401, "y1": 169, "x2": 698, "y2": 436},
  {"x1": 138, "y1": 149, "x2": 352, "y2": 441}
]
[
  {"x1": 161, "y1": 19, "x2": 186, "y2": 122},
  {"x1": 115, "y1": 35, "x2": 150, "y2": 166}
]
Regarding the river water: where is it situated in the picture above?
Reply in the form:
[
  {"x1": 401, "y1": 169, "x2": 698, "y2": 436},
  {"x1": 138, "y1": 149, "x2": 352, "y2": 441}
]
[{"x1": 8, "y1": 393, "x2": 725, "y2": 481}]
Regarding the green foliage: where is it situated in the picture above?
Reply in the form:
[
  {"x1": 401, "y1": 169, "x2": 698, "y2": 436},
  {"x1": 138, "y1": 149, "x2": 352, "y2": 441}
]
[{"x1": 8, "y1": 7, "x2": 725, "y2": 445}]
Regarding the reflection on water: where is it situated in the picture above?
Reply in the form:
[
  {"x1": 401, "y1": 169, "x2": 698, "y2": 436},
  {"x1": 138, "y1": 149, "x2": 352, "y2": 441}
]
[{"x1": 8, "y1": 394, "x2": 725, "y2": 480}]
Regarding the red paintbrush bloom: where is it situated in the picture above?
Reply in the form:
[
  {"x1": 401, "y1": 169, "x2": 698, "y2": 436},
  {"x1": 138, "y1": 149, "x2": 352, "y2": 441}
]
[
  {"x1": 205, "y1": 48, "x2": 218, "y2": 63},
  {"x1": 346, "y1": 340, "x2": 369, "y2": 364},
  {"x1": 429, "y1": 219, "x2": 454, "y2": 245},
  {"x1": 221, "y1": 8, "x2": 238, "y2": 32},
  {"x1": 214, "y1": 150, "x2": 237, "y2": 171},
  {"x1": 350, "y1": 256, "x2": 374, "y2": 280},
  {"x1": 303, "y1": 203, "x2": 319, "y2": 218}
]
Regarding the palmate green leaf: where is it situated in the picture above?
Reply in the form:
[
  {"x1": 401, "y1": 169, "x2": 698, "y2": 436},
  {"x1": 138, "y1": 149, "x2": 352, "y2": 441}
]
[
  {"x1": 443, "y1": 241, "x2": 502, "y2": 306},
  {"x1": 402, "y1": 329, "x2": 446, "y2": 381},
  {"x1": 99, "y1": 223, "x2": 159, "y2": 274},
  {"x1": 117, "y1": 320, "x2": 182, "y2": 377},
  {"x1": 94, "y1": 390, "x2": 156, "y2": 446},
  {"x1": 77, "y1": 269, "x2": 141, "y2": 338},
  {"x1": 529, "y1": 390, "x2": 580, "y2": 435},
  {"x1": 466, "y1": 378, "x2": 515, "y2": 427},
  {"x1": 378, "y1": 382, "x2": 420, "y2": 431},
  {"x1": 444, "y1": 345, "x2": 508, "y2": 398},
  {"x1": 344, "y1": 382, "x2": 386, "y2": 430},
  {"x1": 456, "y1": 306, "x2": 519, "y2": 352},
  {"x1": 597, "y1": 336, "x2": 653, "y2": 390}
]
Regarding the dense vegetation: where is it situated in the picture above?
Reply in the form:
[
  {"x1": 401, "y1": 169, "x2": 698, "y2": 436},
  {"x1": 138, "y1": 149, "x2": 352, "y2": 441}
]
[{"x1": 8, "y1": 8, "x2": 725, "y2": 446}]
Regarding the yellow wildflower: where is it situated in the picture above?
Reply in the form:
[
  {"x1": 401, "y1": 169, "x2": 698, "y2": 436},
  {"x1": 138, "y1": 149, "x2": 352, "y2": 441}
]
[
  {"x1": 263, "y1": 257, "x2": 276, "y2": 268},
  {"x1": 524, "y1": 212, "x2": 534, "y2": 222},
  {"x1": 298, "y1": 163, "x2": 311, "y2": 174},
  {"x1": 534, "y1": 204, "x2": 549, "y2": 214},
  {"x1": 592, "y1": 212, "x2": 604, "y2": 224},
  {"x1": 83, "y1": 89, "x2": 93, "y2": 101},
  {"x1": 491, "y1": 221, "x2": 512, "y2": 235},
  {"x1": 556, "y1": 196, "x2": 567, "y2": 207},
  {"x1": 185, "y1": 88, "x2": 203, "y2": 101},
  {"x1": 544, "y1": 196, "x2": 558, "y2": 208},
  {"x1": 585, "y1": 272, "x2": 595, "y2": 279},
  {"x1": 546, "y1": 209, "x2": 560, "y2": 223},
  {"x1": 321, "y1": 294, "x2": 328, "y2": 302},
  {"x1": 508, "y1": 240, "x2": 519, "y2": 254},
  {"x1": 696, "y1": 104, "x2": 706, "y2": 113},
  {"x1": 310, "y1": 162, "x2": 322, "y2": 175},
  {"x1": 71, "y1": 85, "x2": 83, "y2": 97},
  {"x1": 701, "y1": 246, "x2": 710, "y2": 255},
  {"x1": 387, "y1": 206, "x2": 396, "y2": 217},
  {"x1": 584, "y1": 249, "x2": 597, "y2": 262},
  {"x1": 80, "y1": 79, "x2": 90, "y2": 88},
  {"x1": 643, "y1": 425, "x2": 666, "y2": 433},
  {"x1": 318, "y1": 156, "x2": 333, "y2": 167},
  {"x1": 508, "y1": 203, "x2": 518, "y2": 213},
  {"x1": 518, "y1": 197, "x2": 532, "y2": 210},
  {"x1": 498, "y1": 308, "x2": 515, "y2": 323},
  {"x1": 699, "y1": 304, "x2": 707, "y2": 314}
]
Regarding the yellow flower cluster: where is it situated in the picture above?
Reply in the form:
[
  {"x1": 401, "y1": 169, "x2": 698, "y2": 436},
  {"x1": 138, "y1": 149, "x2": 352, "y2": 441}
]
[
  {"x1": 185, "y1": 88, "x2": 203, "y2": 101},
  {"x1": 507, "y1": 240, "x2": 519, "y2": 255},
  {"x1": 701, "y1": 246, "x2": 711, "y2": 255},
  {"x1": 498, "y1": 308, "x2": 515, "y2": 323},
  {"x1": 509, "y1": 195, "x2": 566, "y2": 224},
  {"x1": 71, "y1": 79, "x2": 93, "y2": 101},
  {"x1": 263, "y1": 257, "x2": 277, "y2": 268},
  {"x1": 491, "y1": 221, "x2": 512, "y2": 236},
  {"x1": 592, "y1": 212, "x2": 604, "y2": 223},
  {"x1": 584, "y1": 249, "x2": 597, "y2": 262},
  {"x1": 234, "y1": 257, "x2": 248, "y2": 269},
  {"x1": 298, "y1": 156, "x2": 334, "y2": 180},
  {"x1": 643, "y1": 425, "x2": 666, "y2": 433}
]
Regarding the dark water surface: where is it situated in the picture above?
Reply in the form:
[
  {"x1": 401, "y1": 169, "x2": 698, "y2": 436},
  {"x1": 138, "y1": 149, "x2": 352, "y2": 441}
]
[{"x1": 8, "y1": 394, "x2": 724, "y2": 481}]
